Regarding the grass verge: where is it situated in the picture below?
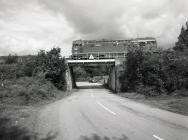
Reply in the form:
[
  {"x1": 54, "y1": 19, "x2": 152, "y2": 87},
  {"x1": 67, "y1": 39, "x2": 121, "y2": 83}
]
[
  {"x1": 0, "y1": 76, "x2": 69, "y2": 140},
  {"x1": 118, "y1": 92, "x2": 188, "y2": 116}
]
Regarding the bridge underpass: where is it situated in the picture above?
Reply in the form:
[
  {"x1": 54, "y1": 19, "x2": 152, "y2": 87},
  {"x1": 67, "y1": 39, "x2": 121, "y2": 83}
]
[{"x1": 65, "y1": 58, "x2": 125, "y2": 92}]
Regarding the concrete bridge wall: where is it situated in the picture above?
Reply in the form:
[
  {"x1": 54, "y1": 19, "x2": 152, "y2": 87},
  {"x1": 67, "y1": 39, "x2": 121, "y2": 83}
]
[
  {"x1": 108, "y1": 59, "x2": 125, "y2": 93},
  {"x1": 65, "y1": 66, "x2": 76, "y2": 91},
  {"x1": 108, "y1": 66, "x2": 116, "y2": 92},
  {"x1": 108, "y1": 66, "x2": 122, "y2": 93}
]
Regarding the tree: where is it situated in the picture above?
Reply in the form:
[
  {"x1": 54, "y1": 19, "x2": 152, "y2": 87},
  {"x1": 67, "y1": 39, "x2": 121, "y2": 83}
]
[
  {"x1": 174, "y1": 21, "x2": 188, "y2": 51},
  {"x1": 16, "y1": 56, "x2": 36, "y2": 77},
  {"x1": 126, "y1": 47, "x2": 144, "y2": 90},
  {"x1": 34, "y1": 48, "x2": 67, "y2": 90}
]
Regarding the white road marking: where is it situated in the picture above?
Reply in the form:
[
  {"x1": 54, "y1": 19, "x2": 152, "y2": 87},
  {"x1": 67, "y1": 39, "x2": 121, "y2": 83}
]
[
  {"x1": 153, "y1": 134, "x2": 164, "y2": 140},
  {"x1": 96, "y1": 101, "x2": 116, "y2": 115}
]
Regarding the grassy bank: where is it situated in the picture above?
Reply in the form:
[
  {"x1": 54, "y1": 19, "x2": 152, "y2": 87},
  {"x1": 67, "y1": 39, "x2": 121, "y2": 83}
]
[
  {"x1": 118, "y1": 92, "x2": 188, "y2": 116},
  {"x1": 0, "y1": 76, "x2": 68, "y2": 105},
  {"x1": 0, "y1": 76, "x2": 68, "y2": 140}
]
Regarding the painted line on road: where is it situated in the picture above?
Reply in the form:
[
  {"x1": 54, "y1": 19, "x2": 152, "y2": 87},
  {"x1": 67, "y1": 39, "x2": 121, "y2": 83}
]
[
  {"x1": 153, "y1": 134, "x2": 164, "y2": 140},
  {"x1": 96, "y1": 100, "x2": 116, "y2": 115}
]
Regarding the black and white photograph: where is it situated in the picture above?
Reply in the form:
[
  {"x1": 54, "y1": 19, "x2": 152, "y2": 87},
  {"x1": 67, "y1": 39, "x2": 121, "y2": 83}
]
[{"x1": 0, "y1": 0, "x2": 188, "y2": 140}]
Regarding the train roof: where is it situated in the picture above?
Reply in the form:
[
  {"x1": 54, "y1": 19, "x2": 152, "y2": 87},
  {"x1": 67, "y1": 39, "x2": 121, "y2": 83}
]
[{"x1": 73, "y1": 37, "x2": 156, "y2": 44}]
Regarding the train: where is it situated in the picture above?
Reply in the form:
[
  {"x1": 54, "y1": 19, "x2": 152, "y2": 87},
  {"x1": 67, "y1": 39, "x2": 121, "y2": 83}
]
[{"x1": 71, "y1": 37, "x2": 157, "y2": 60}]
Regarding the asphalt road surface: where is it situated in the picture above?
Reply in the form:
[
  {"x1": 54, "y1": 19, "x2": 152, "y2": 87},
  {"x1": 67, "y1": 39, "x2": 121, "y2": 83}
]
[{"x1": 35, "y1": 82, "x2": 188, "y2": 140}]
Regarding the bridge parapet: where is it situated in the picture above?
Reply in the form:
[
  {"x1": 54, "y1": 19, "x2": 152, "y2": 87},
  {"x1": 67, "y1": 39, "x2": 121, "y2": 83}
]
[{"x1": 66, "y1": 59, "x2": 115, "y2": 66}]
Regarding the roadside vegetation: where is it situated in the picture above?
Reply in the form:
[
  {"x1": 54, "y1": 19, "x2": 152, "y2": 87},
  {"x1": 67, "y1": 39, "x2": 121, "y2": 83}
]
[
  {"x1": 119, "y1": 21, "x2": 188, "y2": 115},
  {"x1": 0, "y1": 76, "x2": 63, "y2": 105},
  {"x1": 120, "y1": 48, "x2": 188, "y2": 97},
  {"x1": 0, "y1": 47, "x2": 67, "y2": 103},
  {"x1": 0, "y1": 47, "x2": 67, "y2": 140},
  {"x1": 120, "y1": 21, "x2": 188, "y2": 96}
]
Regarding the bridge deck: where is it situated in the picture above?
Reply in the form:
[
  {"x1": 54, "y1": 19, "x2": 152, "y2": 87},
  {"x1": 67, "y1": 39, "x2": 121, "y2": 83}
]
[{"x1": 67, "y1": 59, "x2": 115, "y2": 65}]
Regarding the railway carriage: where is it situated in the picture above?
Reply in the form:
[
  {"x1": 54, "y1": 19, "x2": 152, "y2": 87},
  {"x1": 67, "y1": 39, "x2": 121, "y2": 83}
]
[{"x1": 72, "y1": 37, "x2": 157, "y2": 60}]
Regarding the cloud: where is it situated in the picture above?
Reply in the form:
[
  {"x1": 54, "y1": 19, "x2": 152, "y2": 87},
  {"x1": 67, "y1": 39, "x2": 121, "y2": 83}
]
[
  {"x1": 0, "y1": 0, "x2": 75, "y2": 56},
  {"x1": 0, "y1": 0, "x2": 187, "y2": 56},
  {"x1": 41, "y1": 0, "x2": 188, "y2": 48}
]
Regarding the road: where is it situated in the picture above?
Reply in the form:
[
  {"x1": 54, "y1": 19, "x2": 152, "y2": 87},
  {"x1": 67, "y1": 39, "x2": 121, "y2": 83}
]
[{"x1": 35, "y1": 82, "x2": 188, "y2": 140}]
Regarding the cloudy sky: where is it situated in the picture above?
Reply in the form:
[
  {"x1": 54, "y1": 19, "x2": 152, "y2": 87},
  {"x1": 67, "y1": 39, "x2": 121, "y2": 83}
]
[{"x1": 0, "y1": 0, "x2": 187, "y2": 56}]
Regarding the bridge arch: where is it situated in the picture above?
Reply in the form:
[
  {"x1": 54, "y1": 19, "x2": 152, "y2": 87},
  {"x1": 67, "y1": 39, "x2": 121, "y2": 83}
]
[{"x1": 65, "y1": 58, "x2": 125, "y2": 93}]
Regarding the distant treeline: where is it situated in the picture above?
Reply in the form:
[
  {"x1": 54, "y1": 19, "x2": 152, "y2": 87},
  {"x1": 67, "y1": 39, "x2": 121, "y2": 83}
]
[{"x1": 120, "y1": 21, "x2": 188, "y2": 96}]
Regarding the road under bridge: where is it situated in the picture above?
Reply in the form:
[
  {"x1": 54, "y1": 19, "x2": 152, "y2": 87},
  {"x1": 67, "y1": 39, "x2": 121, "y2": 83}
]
[{"x1": 65, "y1": 58, "x2": 125, "y2": 92}]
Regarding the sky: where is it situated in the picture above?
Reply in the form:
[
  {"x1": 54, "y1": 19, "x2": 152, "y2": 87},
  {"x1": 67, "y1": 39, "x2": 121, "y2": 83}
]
[{"x1": 0, "y1": 0, "x2": 187, "y2": 56}]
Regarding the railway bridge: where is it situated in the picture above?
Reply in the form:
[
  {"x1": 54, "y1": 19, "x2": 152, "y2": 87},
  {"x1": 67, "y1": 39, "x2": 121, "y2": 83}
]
[
  {"x1": 64, "y1": 38, "x2": 157, "y2": 92},
  {"x1": 65, "y1": 52, "x2": 127, "y2": 92}
]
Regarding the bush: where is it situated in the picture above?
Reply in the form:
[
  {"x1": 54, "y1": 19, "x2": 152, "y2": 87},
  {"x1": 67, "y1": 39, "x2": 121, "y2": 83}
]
[
  {"x1": 126, "y1": 47, "x2": 144, "y2": 90},
  {"x1": 120, "y1": 48, "x2": 188, "y2": 96},
  {"x1": 0, "y1": 77, "x2": 60, "y2": 105},
  {"x1": 0, "y1": 64, "x2": 17, "y2": 80},
  {"x1": 16, "y1": 56, "x2": 36, "y2": 77},
  {"x1": 135, "y1": 84, "x2": 165, "y2": 96},
  {"x1": 136, "y1": 85, "x2": 158, "y2": 96},
  {"x1": 0, "y1": 47, "x2": 67, "y2": 92},
  {"x1": 34, "y1": 48, "x2": 67, "y2": 90}
]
